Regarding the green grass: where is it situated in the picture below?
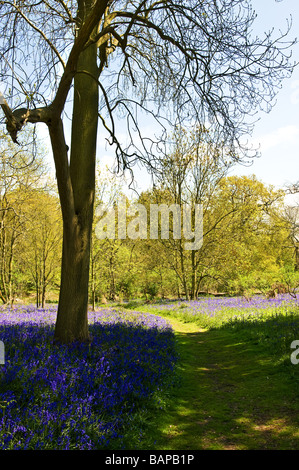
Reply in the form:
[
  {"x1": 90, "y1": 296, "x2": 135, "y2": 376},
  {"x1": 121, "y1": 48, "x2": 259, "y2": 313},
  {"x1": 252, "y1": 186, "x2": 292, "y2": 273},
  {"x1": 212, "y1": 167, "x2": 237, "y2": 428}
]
[{"x1": 128, "y1": 302, "x2": 299, "y2": 450}]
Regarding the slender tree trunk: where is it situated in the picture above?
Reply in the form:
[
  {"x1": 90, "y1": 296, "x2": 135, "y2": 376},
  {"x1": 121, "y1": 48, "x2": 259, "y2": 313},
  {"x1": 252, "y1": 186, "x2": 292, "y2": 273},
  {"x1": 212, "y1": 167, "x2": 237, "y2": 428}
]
[
  {"x1": 295, "y1": 245, "x2": 299, "y2": 272},
  {"x1": 179, "y1": 240, "x2": 189, "y2": 301},
  {"x1": 0, "y1": 223, "x2": 8, "y2": 303},
  {"x1": 41, "y1": 243, "x2": 46, "y2": 308},
  {"x1": 36, "y1": 281, "x2": 40, "y2": 308},
  {"x1": 92, "y1": 288, "x2": 96, "y2": 312},
  {"x1": 53, "y1": 1, "x2": 99, "y2": 344},
  {"x1": 41, "y1": 279, "x2": 46, "y2": 308},
  {"x1": 109, "y1": 255, "x2": 116, "y2": 301},
  {"x1": 91, "y1": 241, "x2": 96, "y2": 311},
  {"x1": 34, "y1": 252, "x2": 40, "y2": 307},
  {"x1": 8, "y1": 231, "x2": 15, "y2": 306},
  {"x1": 190, "y1": 250, "x2": 198, "y2": 300}
]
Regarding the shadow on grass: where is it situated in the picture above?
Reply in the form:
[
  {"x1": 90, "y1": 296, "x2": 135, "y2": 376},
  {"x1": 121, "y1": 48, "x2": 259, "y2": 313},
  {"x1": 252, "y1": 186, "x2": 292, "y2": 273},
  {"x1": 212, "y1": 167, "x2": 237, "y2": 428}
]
[{"x1": 147, "y1": 315, "x2": 299, "y2": 450}]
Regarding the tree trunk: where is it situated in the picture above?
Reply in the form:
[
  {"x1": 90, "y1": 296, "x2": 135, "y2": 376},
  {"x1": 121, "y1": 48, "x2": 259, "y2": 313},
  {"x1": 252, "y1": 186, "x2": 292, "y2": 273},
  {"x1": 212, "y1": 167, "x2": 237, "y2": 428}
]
[
  {"x1": 54, "y1": 220, "x2": 92, "y2": 343},
  {"x1": 295, "y1": 245, "x2": 299, "y2": 272},
  {"x1": 53, "y1": 0, "x2": 99, "y2": 344},
  {"x1": 42, "y1": 256, "x2": 46, "y2": 308},
  {"x1": 41, "y1": 280, "x2": 46, "y2": 309},
  {"x1": 179, "y1": 240, "x2": 189, "y2": 301},
  {"x1": 190, "y1": 250, "x2": 196, "y2": 300},
  {"x1": 91, "y1": 241, "x2": 96, "y2": 311}
]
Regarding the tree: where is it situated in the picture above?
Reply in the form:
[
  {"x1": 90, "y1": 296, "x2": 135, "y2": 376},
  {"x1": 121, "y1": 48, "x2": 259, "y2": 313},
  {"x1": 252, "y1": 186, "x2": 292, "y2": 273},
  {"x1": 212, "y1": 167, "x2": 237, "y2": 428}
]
[
  {"x1": 21, "y1": 191, "x2": 62, "y2": 308},
  {"x1": 206, "y1": 175, "x2": 292, "y2": 295},
  {"x1": 0, "y1": 129, "x2": 48, "y2": 304},
  {"x1": 90, "y1": 166, "x2": 129, "y2": 305},
  {"x1": 143, "y1": 126, "x2": 236, "y2": 299},
  {"x1": 281, "y1": 204, "x2": 299, "y2": 272},
  {"x1": 0, "y1": 1, "x2": 296, "y2": 343}
]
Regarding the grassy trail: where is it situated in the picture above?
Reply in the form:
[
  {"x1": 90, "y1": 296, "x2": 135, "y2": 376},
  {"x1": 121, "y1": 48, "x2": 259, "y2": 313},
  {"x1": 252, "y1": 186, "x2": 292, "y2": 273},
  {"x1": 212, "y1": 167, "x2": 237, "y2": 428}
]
[{"x1": 149, "y1": 317, "x2": 299, "y2": 450}]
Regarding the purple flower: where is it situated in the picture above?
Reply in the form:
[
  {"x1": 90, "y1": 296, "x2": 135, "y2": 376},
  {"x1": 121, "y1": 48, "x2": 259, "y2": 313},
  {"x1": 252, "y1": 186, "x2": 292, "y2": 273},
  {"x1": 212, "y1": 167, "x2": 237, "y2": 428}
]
[{"x1": 0, "y1": 304, "x2": 177, "y2": 450}]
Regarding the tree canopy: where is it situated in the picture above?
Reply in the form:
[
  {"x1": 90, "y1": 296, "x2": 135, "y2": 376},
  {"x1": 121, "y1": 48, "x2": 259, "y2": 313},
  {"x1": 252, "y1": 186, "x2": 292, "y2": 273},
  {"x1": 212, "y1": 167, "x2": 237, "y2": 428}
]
[{"x1": 0, "y1": 1, "x2": 296, "y2": 168}]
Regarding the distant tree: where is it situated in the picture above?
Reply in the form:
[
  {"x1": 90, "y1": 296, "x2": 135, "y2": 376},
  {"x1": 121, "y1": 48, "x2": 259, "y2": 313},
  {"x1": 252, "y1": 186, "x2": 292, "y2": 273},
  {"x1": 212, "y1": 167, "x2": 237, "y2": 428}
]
[
  {"x1": 0, "y1": 1, "x2": 296, "y2": 342},
  {"x1": 0, "y1": 130, "x2": 48, "y2": 304},
  {"x1": 281, "y1": 204, "x2": 299, "y2": 272},
  {"x1": 21, "y1": 192, "x2": 62, "y2": 308},
  {"x1": 207, "y1": 175, "x2": 291, "y2": 295},
  {"x1": 90, "y1": 167, "x2": 128, "y2": 305},
  {"x1": 145, "y1": 126, "x2": 235, "y2": 299}
]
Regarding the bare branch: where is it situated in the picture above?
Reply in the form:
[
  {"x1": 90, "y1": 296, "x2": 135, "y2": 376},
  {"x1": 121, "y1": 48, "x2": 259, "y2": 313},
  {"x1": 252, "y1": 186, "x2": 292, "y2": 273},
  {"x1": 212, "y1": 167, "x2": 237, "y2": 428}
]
[
  {"x1": 11, "y1": 2, "x2": 66, "y2": 69},
  {"x1": 0, "y1": 96, "x2": 51, "y2": 143}
]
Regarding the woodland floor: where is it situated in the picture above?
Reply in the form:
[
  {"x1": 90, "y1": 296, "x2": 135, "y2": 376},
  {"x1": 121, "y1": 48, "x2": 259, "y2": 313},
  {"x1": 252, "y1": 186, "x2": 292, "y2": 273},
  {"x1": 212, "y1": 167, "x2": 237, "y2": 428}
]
[{"x1": 145, "y1": 317, "x2": 299, "y2": 450}]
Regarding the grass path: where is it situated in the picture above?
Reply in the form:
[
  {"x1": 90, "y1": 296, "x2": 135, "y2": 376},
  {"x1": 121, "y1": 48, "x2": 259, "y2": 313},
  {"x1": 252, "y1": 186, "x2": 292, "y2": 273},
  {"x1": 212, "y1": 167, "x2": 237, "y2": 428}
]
[{"x1": 146, "y1": 316, "x2": 299, "y2": 450}]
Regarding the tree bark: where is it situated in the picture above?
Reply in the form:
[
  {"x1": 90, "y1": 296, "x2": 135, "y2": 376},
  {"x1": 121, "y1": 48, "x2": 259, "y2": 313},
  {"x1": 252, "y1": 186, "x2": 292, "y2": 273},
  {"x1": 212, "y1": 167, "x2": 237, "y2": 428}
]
[
  {"x1": 53, "y1": 1, "x2": 99, "y2": 344},
  {"x1": 179, "y1": 239, "x2": 189, "y2": 301},
  {"x1": 191, "y1": 250, "x2": 196, "y2": 300},
  {"x1": 295, "y1": 245, "x2": 299, "y2": 272},
  {"x1": 53, "y1": 219, "x2": 92, "y2": 343}
]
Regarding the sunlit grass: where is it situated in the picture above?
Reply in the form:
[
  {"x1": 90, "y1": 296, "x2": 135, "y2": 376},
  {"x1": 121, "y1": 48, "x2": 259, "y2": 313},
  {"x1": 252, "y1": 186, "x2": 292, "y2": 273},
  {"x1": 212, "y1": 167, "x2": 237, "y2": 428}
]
[
  {"x1": 138, "y1": 294, "x2": 299, "y2": 450},
  {"x1": 146, "y1": 294, "x2": 299, "y2": 371}
]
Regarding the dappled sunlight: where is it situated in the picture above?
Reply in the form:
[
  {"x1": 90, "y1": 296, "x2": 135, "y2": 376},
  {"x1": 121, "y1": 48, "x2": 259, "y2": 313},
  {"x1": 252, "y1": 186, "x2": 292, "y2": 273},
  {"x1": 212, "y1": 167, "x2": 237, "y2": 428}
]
[
  {"x1": 233, "y1": 416, "x2": 299, "y2": 449},
  {"x1": 152, "y1": 318, "x2": 299, "y2": 450}
]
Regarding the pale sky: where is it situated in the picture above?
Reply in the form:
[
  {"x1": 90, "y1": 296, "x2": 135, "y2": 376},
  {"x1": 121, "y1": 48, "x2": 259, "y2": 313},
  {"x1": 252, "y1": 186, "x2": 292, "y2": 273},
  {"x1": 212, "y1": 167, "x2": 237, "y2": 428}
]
[{"x1": 230, "y1": 0, "x2": 299, "y2": 205}]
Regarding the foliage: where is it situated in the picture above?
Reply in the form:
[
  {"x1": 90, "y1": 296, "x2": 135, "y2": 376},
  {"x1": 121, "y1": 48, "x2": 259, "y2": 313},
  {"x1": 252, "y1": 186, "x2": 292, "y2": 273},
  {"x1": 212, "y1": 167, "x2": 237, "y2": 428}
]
[
  {"x1": 0, "y1": 131, "x2": 60, "y2": 305},
  {"x1": 125, "y1": 171, "x2": 295, "y2": 301},
  {"x1": 0, "y1": 143, "x2": 296, "y2": 305}
]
